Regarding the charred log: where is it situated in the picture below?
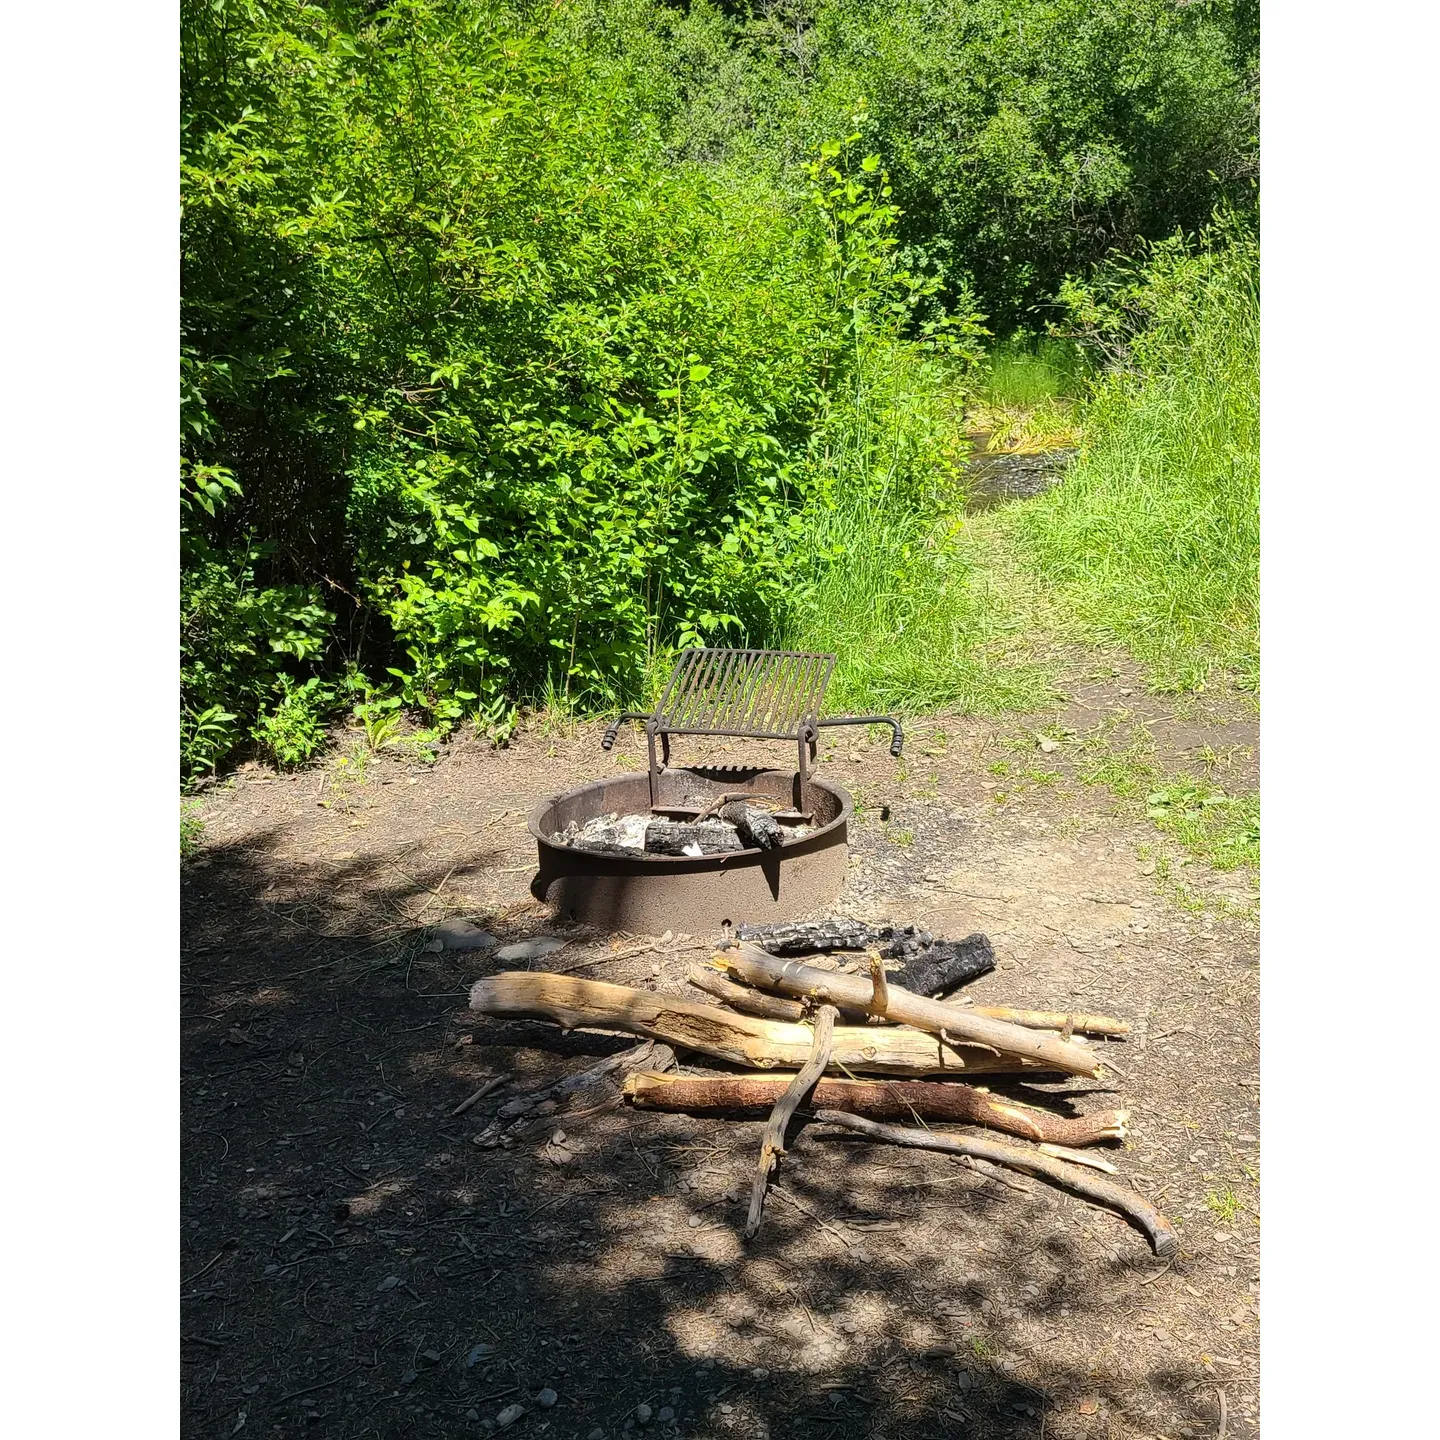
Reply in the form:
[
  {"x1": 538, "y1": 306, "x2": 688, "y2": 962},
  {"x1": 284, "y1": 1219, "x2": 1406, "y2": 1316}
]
[
  {"x1": 718, "y1": 801, "x2": 784, "y2": 851},
  {"x1": 643, "y1": 822, "x2": 742, "y2": 856}
]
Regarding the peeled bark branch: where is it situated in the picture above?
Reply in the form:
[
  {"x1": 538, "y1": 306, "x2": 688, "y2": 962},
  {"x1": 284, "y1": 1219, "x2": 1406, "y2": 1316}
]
[
  {"x1": 623, "y1": 1071, "x2": 1128, "y2": 1145},
  {"x1": 812, "y1": 1109, "x2": 1177, "y2": 1258},
  {"x1": 469, "y1": 972, "x2": 1063, "y2": 1076},
  {"x1": 718, "y1": 944, "x2": 1101, "y2": 1078},
  {"x1": 686, "y1": 966, "x2": 806, "y2": 1022},
  {"x1": 972, "y1": 1006, "x2": 1130, "y2": 1037},
  {"x1": 746, "y1": 1005, "x2": 837, "y2": 1240}
]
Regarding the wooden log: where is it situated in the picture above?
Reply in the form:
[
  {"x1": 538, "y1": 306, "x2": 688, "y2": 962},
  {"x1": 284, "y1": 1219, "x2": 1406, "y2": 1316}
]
[
  {"x1": 468, "y1": 972, "x2": 1067, "y2": 1076},
  {"x1": 734, "y1": 918, "x2": 918, "y2": 955},
  {"x1": 745, "y1": 1006, "x2": 837, "y2": 1239},
  {"x1": 686, "y1": 966, "x2": 806, "y2": 1022},
  {"x1": 643, "y1": 822, "x2": 741, "y2": 855},
  {"x1": 893, "y1": 934, "x2": 997, "y2": 995},
  {"x1": 812, "y1": 1109, "x2": 1178, "y2": 1258},
  {"x1": 718, "y1": 944, "x2": 1102, "y2": 1078},
  {"x1": 971, "y1": 1006, "x2": 1130, "y2": 1038},
  {"x1": 719, "y1": 801, "x2": 783, "y2": 851},
  {"x1": 623, "y1": 1071, "x2": 1129, "y2": 1145}
]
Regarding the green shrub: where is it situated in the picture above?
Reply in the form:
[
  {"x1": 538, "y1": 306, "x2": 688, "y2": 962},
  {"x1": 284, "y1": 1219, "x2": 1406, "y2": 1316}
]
[{"x1": 253, "y1": 677, "x2": 330, "y2": 769}]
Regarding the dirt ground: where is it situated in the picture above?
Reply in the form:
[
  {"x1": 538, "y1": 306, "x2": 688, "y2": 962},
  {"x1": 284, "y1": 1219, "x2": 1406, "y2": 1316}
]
[{"x1": 181, "y1": 664, "x2": 1258, "y2": 1440}]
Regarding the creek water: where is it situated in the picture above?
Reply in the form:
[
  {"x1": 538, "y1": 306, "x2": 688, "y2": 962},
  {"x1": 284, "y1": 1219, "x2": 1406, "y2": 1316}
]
[{"x1": 964, "y1": 435, "x2": 1076, "y2": 512}]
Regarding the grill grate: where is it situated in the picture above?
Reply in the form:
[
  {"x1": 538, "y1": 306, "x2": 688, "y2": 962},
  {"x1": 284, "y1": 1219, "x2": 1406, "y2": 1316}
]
[
  {"x1": 603, "y1": 647, "x2": 902, "y2": 810},
  {"x1": 656, "y1": 648, "x2": 835, "y2": 740}
]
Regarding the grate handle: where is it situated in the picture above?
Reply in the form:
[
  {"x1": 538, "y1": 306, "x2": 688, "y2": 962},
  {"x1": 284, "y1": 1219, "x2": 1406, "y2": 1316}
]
[
  {"x1": 816, "y1": 714, "x2": 904, "y2": 758},
  {"x1": 602, "y1": 712, "x2": 653, "y2": 751}
]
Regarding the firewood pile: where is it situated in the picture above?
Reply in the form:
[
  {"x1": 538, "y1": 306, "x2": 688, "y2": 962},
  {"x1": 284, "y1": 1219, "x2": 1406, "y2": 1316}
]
[{"x1": 466, "y1": 921, "x2": 1176, "y2": 1259}]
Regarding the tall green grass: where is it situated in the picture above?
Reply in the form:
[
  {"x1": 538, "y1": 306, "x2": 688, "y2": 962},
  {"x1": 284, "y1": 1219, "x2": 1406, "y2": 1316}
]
[
  {"x1": 1006, "y1": 233, "x2": 1259, "y2": 690},
  {"x1": 784, "y1": 341, "x2": 1050, "y2": 714},
  {"x1": 982, "y1": 335, "x2": 1088, "y2": 408}
]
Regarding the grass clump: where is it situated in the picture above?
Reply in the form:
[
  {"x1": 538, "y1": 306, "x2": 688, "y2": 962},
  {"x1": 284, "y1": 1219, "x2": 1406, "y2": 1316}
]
[
  {"x1": 181, "y1": 801, "x2": 205, "y2": 859},
  {"x1": 1007, "y1": 224, "x2": 1258, "y2": 692},
  {"x1": 784, "y1": 341, "x2": 1051, "y2": 717}
]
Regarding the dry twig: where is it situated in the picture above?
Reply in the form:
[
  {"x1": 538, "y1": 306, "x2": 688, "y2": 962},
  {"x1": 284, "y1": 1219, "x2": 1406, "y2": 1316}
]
[{"x1": 745, "y1": 1005, "x2": 838, "y2": 1240}]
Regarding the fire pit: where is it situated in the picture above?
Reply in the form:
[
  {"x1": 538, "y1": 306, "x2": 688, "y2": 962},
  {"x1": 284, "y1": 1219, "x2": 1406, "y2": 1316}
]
[
  {"x1": 529, "y1": 765, "x2": 852, "y2": 933},
  {"x1": 527, "y1": 648, "x2": 901, "y2": 933}
]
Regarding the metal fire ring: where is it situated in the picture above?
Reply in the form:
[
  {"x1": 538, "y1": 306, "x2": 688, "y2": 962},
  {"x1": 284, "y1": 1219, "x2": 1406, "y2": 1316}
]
[{"x1": 528, "y1": 766, "x2": 853, "y2": 935}]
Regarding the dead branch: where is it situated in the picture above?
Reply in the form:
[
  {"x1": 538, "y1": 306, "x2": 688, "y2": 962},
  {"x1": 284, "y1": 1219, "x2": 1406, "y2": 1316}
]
[
  {"x1": 717, "y1": 944, "x2": 1101, "y2": 1078},
  {"x1": 470, "y1": 1039, "x2": 673, "y2": 1147},
  {"x1": 469, "y1": 972, "x2": 1067, "y2": 1076},
  {"x1": 623, "y1": 1071, "x2": 1128, "y2": 1145},
  {"x1": 812, "y1": 1109, "x2": 1178, "y2": 1258},
  {"x1": 1038, "y1": 1142, "x2": 1119, "y2": 1172},
  {"x1": 746, "y1": 1005, "x2": 838, "y2": 1239},
  {"x1": 449, "y1": 1073, "x2": 509, "y2": 1117},
  {"x1": 686, "y1": 966, "x2": 805, "y2": 1022},
  {"x1": 972, "y1": 1006, "x2": 1130, "y2": 1037},
  {"x1": 868, "y1": 950, "x2": 890, "y2": 1017}
]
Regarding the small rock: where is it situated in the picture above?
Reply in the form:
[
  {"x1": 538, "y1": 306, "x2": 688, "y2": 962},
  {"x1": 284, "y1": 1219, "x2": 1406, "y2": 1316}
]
[
  {"x1": 657, "y1": 1408, "x2": 674, "y2": 1423},
  {"x1": 536, "y1": 1389, "x2": 558, "y2": 1409},
  {"x1": 421, "y1": 1349, "x2": 443, "y2": 1365},
  {"x1": 687, "y1": 1214, "x2": 704, "y2": 1229},
  {"x1": 426, "y1": 919, "x2": 498, "y2": 954},
  {"x1": 848, "y1": 751, "x2": 863, "y2": 762},
  {"x1": 588, "y1": 1430, "x2": 606, "y2": 1440},
  {"x1": 401, "y1": 1367, "x2": 419, "y2": 1385},
  {"x1": 1037, "y1": 735, "x2": 1059, "y2": 753},
  {"x1": 660, "y1": 930, "x2": 674, "y2": 943},
  {"x1": 922, "y1": 1344, "x2": 956, "y2": 1359},
  {"x1": 954, "y1": 1370, "x2": 973, "y2": 1391},
  {"x1": 551, "y1": 1130, "x2": 567, "y2": 1145},
  {"x1": 376, "y1": 1275, "x2": 401, "y2": 1292},
  {"x1": 495, "y1": 1404, "x2": 526, "y2": 1429},
  {"x1": 495, "y1": 937, "x2": 566, "y2": 963},
  {"x1": 635, "y1": 1403, "x2": 653, "y2": 1424},
  {"x1": 466, "y1": 1344, "x2": 495, "y2": 1367},
  {"x1": 466, "y1": 1410, "x2": 480, "y2": 1423},
  {"x1": 263, "y1": 1263, "x2": 280, "y2": 1276},
  {"x1": 718, "y1": 1403, "x2": 733, "y2": 1415}
]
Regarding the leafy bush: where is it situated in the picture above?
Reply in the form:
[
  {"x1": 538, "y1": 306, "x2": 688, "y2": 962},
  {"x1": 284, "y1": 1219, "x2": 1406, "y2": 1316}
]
[
  {"x1": 253, "y1": 677, "x2": 331, "y2": 768},
  {"x1": 179, "y1": 0, "x2": 1259, "y2": 777},
  {"x1": 556, "y1": 1, "x2": 1258, "y2": 325},
  {"x1": 181, "y1": 1, "x2": 902, "y2": 772}
]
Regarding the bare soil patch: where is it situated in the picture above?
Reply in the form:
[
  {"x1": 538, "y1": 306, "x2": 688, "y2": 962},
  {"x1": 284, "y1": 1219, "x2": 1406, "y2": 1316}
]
[{"x1": 182, "y1": 678, "x2": 1257, "y2": 1439}]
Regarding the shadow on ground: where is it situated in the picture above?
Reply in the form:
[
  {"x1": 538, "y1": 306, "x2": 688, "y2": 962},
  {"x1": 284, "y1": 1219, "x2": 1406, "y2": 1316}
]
[{"x1": 182, "y1": 825, "x2": 1238, "y2": 1440}]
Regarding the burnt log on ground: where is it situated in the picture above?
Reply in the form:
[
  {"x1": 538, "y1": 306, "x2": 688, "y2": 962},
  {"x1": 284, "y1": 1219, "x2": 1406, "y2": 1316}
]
[
  {"x1": 734, "y1": 919, "x2": 931, "y2": 956},
  {"x1": 891, "y1": 933, "x2": 997, "y2": 995},
  {"x1": 624, "y1": 1070, "x2": 1128, "y2": 1146}
]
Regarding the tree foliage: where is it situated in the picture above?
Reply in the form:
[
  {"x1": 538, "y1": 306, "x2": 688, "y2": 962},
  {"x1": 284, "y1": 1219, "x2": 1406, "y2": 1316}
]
[{"x1": 180, "y1": 0, "x2": 1258, "y2": 780}]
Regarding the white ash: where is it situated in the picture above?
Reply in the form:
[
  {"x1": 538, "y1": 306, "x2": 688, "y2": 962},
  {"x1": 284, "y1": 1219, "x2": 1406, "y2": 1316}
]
[{"x1": 557, "y1": 808, "x2": 811, "y2": 851}]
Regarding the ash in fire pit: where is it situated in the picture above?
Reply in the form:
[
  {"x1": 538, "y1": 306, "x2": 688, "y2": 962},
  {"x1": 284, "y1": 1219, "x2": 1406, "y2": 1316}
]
[{"x1": 559, "y1": 801, "x2": 812, "y2": 858}]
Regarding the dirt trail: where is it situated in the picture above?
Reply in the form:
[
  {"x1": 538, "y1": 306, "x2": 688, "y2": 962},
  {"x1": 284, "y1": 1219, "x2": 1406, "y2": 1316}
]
[{"x1": 182, "y1": 670, "x2": 1257, "y2": 1439}]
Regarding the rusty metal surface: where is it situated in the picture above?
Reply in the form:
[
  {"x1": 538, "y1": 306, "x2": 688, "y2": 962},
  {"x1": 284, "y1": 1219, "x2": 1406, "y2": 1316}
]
[
  {"x1": 528, "y1": 767, "x2": 851, "y2": 934},
  {"x1": 653, "y1": 648, "x2": 836, "y2": 741},
  {"x1": 601, "y1": 647, "x2": 901, "y2": 810}
]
